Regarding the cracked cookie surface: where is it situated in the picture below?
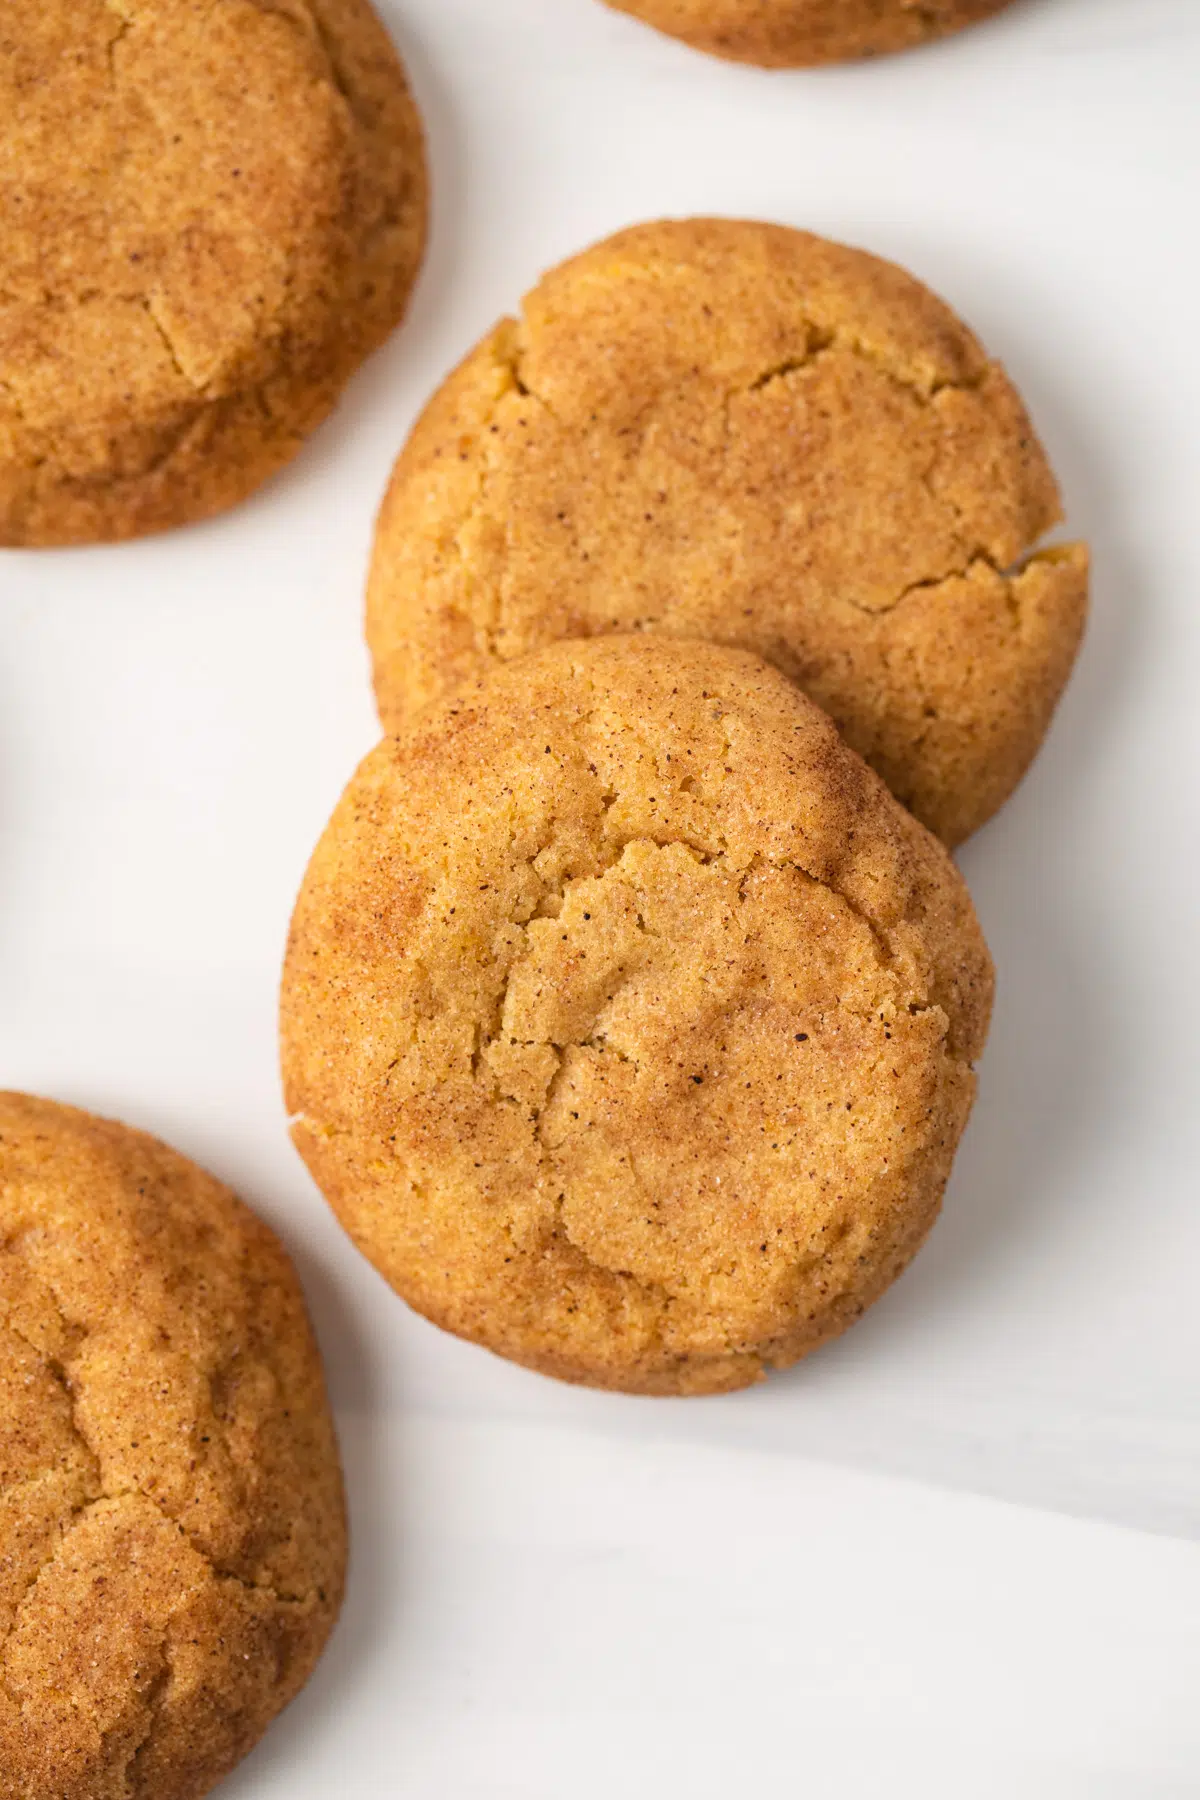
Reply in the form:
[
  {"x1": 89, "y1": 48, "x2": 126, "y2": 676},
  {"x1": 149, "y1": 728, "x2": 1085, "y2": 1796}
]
[
  {"x1": 367, "y1": 218, "x2": 1088, "y2": 846},
  {"x1": 0, "y1": 0, "x2": 426, "y2": 546},
  {"x1": 0, "y1": 1093, "x2": 346, "y2": 1800},
  {"x1": 600, "y1": 0, "x2": 1017, "y2": 67},
  {"x1": 282, "y1": 637, "x2": 994, "y2": 1395}
]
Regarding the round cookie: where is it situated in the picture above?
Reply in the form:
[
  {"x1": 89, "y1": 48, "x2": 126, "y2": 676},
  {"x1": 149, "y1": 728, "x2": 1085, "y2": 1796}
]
[
  {"x1": 0, "y1": 1094, "x2": 346, "y2": 1800},
  {"x1": 282, "y1": 637, "x2": 994, "y2": 1397},
  {"x1": 367, "y1": 218, "x2": 1088, "y2": 848},
  {"x1": 0, "y1": 0, "x2": 426, "y2": 547},
  {"x1": 600, "y1": 0, "x2": 1017, "y2": 67}
]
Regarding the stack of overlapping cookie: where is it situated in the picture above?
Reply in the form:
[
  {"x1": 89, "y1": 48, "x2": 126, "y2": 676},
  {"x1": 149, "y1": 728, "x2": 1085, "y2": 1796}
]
[
  {"x1": 1, "y1": 3, "x2": 1088, "y2": 1797},
  {"x1": 283, "y1": 216, "x2": 1086, "y2": 1394}
]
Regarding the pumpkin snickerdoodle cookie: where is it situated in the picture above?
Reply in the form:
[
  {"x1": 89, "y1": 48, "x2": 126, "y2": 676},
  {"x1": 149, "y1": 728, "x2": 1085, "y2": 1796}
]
[
  {"x1": 0, "y1": 1093, "x2": 345, "y2": 1800},
  {"x1": 600, "y1": 0, "x2": 1017, "y2": 68},
  {"x1": 0, "y1": 0, "x2": 426, "y2": 547},
  {"x1": 367, "y1": 218, "x2": 1088, "y2": 847},
  {"x1": 282, "y1": 637, "x2": 993, "y2": 1397}
]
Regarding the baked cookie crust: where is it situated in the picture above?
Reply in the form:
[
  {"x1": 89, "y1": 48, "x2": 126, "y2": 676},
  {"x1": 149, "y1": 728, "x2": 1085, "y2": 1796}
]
[{"x1": 283, "y1": 637, "x2": 993, "y2": 1396}]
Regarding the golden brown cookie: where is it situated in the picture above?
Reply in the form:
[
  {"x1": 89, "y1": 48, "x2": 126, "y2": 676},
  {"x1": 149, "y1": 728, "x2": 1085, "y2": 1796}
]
[
  {"x1": 600, "y1": 0, "x2": 1017, "y2": 67},
  {"x1": 0, "y1": 0, "x2": 426, "y2": 547},
  {"x1": 282, "y1": 637, "x2": 993, "y2": 1397},
  {"x1": 367, "y1": 218, "x2": 1088, "y2": 847},
  {"x1": 0, "y1": 1093, "x2": 346, "y2": 1800}
]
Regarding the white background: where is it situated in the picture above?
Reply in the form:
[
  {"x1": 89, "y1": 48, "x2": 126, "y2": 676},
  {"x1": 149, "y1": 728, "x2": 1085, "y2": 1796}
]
[{"x1": 2, "y1": 0, "x2": 1199, "y2": 1789}]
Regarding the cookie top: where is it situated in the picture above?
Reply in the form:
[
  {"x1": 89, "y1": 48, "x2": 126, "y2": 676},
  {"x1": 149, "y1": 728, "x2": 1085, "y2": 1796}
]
[
  {"x1": 0, "y1": 1094, "x2": 345, "y2": 1800},
  {"x1": 0, "y1": 0, "x2": 426, "y2": 546},
  {"x1": 367, "y1": 218, "x2": 1088, "y2": 847},
  {"x1": 600, "y1": 0, "x2": 1016, "y2": 67},
  {"x1": 283, "y1": 637, "x2": 993, "y2": 1396}
]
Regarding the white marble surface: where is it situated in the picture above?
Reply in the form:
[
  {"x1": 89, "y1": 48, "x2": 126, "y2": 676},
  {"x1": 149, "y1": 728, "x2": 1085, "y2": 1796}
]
[{"x1": 2, "y1": 0, "x2": 1199, "y2": 1789}]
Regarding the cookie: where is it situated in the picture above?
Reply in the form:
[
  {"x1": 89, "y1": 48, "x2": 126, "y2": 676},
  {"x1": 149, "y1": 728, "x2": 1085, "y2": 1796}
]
[
  {"x1": 282, "y1": 637, "x2": 993, "y2": 1397},
  {"x1": 0, "y1": 0, "x2": 426, "y2": 547},
  {"x1": 600, "y1": 0, "x2": 1017, "y2": 67},
  {"x1": 0, "y1": 1093, "x2": 345, "y2": 1800},
  {"x1": 367, "y1": 219, "x2": 1088, "y2": 847}
]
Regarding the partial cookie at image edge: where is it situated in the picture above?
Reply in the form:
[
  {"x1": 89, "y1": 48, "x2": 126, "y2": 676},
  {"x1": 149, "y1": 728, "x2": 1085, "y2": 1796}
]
[
  {"x1": 599, "y1": 0, "x2": 1018, "y2": 69},
  {"x1": 0, "y1": 0, "x2": 428, "y2": 547},
  {"x1": 0, "y1": 1092, "x2": 346, "y2": 1800}
]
